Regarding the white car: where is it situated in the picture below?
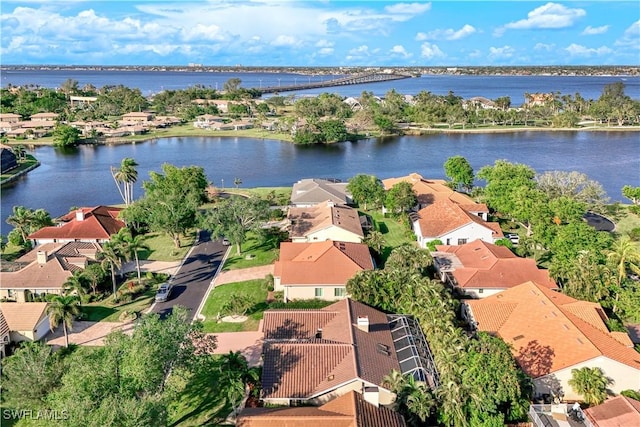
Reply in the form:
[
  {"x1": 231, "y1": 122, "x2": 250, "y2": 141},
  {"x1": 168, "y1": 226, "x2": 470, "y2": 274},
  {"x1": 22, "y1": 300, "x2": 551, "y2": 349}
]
[
  {"x1": 506, "y1": 233, "x2": 520, "y2": 245},
  {"x1": 155, "y1": 283, "x2": 173, "y2": 302},
  {"x1": 222, "y1": 237, "x2": 231, "y2": 246}
]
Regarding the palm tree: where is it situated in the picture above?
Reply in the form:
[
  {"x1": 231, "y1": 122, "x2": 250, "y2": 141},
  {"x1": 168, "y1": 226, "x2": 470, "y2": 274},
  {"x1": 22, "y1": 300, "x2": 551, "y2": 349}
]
[
  {"x1": 63, "y1": 272, "x2": 88, "y2": 297},
  {"x1": 607, "y1": 235, "x2": 640, "y2": 285},
  {"x1": 6, "y1": 205, "x2": 34, "y2": 244},
  {"x1": 364, "y1": 230, "x2": 386, "y2": 255},
  {"x1": 568, "y1": 367, "x2": 610, "y2": 406},
  {"x1": 111, "y1": 158, "x2": 139, "y2": 206},
  {"x1": 112, "y1": 229, "x2": 149, "y2": 284},
  {"x1": 47, "y1": 295, "x2": 80, "y2": 348},
  {"x1": 99, "y1": 241, "x2": 123, "y2": 296},
  {"x1": 234, "y1": 177, "x2": 242, "y2": 189}
]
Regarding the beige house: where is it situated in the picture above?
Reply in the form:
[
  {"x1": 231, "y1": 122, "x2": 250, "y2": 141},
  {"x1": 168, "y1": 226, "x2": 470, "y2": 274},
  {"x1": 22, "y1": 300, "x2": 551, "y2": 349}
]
[
  {"x1": 121, "y1": 112, "x2": 153, "y2": 122},
  {"x1": 0, "y1": 113, "x2": 22, "y2": 123},
  {"x1": 288, "y1": 201, "x2": 364, "y2": 243},
  {"x1": 30, "y1": 112, "x2": 59, "y2": 121},
  {"x1": 0, "y1": 302, "x2": 50, "y2": 343},
  {"x1": 0, "y1": 311, "x2": 9, "y2": 357},
  {"x1": 463, "y1": 282, "x2": 640, "y2": 401},
  {"x1": 261, "y1": 299, "x2": 435, "y2": 408},
  {"x1": 274, "y1": 240, "x2": 374, "y2": 301}
]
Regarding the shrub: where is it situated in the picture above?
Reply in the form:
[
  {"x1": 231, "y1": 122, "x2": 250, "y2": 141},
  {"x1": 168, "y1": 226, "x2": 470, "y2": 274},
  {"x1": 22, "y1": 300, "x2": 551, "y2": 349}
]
[
  {"x1": 426, "y1": 239, "x2": 443, "y2": 252},
  {"x1": 263, "y1": 274, "x2": 274, "y2": 292}
]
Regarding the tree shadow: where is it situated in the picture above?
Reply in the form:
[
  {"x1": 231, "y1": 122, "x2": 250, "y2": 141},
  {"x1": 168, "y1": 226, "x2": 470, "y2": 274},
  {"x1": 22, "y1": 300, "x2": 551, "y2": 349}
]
[{"x1": 516, "y1": 339, "x2": 556, "y2": 381}]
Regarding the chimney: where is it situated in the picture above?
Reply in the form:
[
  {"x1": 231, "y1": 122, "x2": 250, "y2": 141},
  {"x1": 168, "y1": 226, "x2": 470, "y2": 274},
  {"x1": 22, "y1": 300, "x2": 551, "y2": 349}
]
[
  {"x1": 357, "y1": 316, "x2": 369, "y2": 332},
  {"x1": 363, "y1": 386, "x2": 380, "y2": 407},
  {"x1": 37, "y1": 251, "x2": 47, "y2": 265},
  {"x1": 75, "y1": 209, "x2": 85, "y2": 221}
]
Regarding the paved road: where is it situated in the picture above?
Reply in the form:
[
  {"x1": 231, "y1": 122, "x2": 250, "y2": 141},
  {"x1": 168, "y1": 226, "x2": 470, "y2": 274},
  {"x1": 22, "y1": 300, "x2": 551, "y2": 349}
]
[{"x1": 151, "y1": 230, "x2": 227, "y2": 321}]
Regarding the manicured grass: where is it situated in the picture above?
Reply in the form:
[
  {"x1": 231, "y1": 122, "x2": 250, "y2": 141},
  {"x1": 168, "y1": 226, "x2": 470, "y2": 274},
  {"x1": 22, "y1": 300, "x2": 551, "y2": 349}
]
[
  {"x1": 0, "y1": 242, "x2": 27, "y2": 262},
  {"x1": 138, "y1": 231, "x2": 197, "y2": 261},
  {"x1": 365, "y1": 210, "x2": 415, "y2": 261},
  {"x1": 200, "y1": 279, "x2": 268, "y2": 333},
  {"x1": 82, "y1": 286, "x2": 157, "y2": 322},
  {"x1": 166, "y1": 357, "x2": 234, "y2": 427},
  {"x1": 222, "y1": 187, "x2": 292, "y2": 203},
  {"x1": 0, "y1": 155, "x2": 39, "y2": 183},
  {"x1": 222, "y1": 233, "x2": 279, "y2": 271},
  {"x1": 614, "y1": 209, "x2": 640, "y2": 237}
]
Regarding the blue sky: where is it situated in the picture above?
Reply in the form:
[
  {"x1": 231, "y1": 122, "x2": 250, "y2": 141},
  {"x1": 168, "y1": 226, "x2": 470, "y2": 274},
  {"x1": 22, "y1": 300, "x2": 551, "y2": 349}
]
[{"x1": 1, "y1": 1, "x2": 638, "y2": 66}]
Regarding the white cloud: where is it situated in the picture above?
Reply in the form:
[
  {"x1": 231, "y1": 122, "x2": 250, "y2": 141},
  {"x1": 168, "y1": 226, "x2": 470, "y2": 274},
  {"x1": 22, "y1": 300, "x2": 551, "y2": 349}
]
[
  {"x1": 384, "y1": 3, "x2": 431, "y2": 15},
  {"x1": 390, "y1": 44, "x2": 412, "y2": 58},
  {"x1": 420, "y1": 42, "x2": 444, "y2": 59},
  {"x1": 565, "y1": 43, "x2": 612, "y2": 56},
  {"x1": 581, "y1": 25, "x2": 609, "y2": 36},
  {"x1": 315, "y1": 39, "x2": 334, "y2": 48},
  {"x1": 614, "y1": 20, "x2": 640, "y2": 48},
  {"x1": 271, "y1": 35, "x2": 299, "y2": 47},
  {"x1": 489, "y1": 45, "x2": 515, "y2": 58},
  {"x1": 416, "y1": 24, "x2": 476, "y2": 41},
  {"x1": 496, "y1": 2, "x2": 585, "y2": 36},
  {"x1": 348, "y1": 45, "x2": 371, "y2": 56},
  {"x1": 317, "y1": 47, "x2": 334, "y2": 55},
  {"x1": 534, "y1": 42, "x2": 555, "y2": 51}
]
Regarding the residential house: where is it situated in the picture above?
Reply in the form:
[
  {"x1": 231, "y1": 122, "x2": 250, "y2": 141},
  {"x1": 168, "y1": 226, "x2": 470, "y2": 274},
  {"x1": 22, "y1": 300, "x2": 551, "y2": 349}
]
[
  {"x1": 193, "y1": 114, "x2": 225, "y2": 129},
  {"x1": 584, "y1": 395, "x2": 640, "y2": 427},
  {"x1": 463, "y1": 282, "x2": 640, "y2": 401},
  {"x1": 261, "y1": 298, "x2": 436, "y2": 407},
  {"x1": 237, "y1": 390, "x2": 406, "y2": 427},
  {"x1": 28, "y1": 205, "x2": 125, "y2": 246},
  {"x1": 274, "y1": 240, "x2": 373, "y2": 301},
  {"x1": 0, "y1": 242, "x2": 101, "y2": 302},
  {"x1": 432, "y1": 240, "x2": 557, "y2": 298},
  {"x1": 463, "y1": 97, "x2": 497, "y2": 111},
  {"x1": 69, "y1": 96, "x2": 97, "y2": 107},
  {"x1": 121, "y1": 112, "x2": 153, "y2": 123},
  {"x1": 412, "y1": 199, "x2": 503, "y2": 248},
  {"x1": 1, "y1": 144, "x2": 18, "y2": 173},
  {"x1": 382, "y1": 172, "x2": 488, "y2": 216},
  {"x1": 291, "y1": 179, "x2": 352, "y2": 207},
  {"x1": 0, "y1": 302, "x2": 50, "y2": 343},
  {"x1": 30, "y1": 112, "x2": 59, "y2": 121},
  {"x1": 288, "y1": 201, "x2": 364, "y2": 243},
  {"x1": 0, "y1": 113, "x2": 22, "y2": 123},
  {"x1": 526, "y1": 92, "x2": 555, "y2": 107},
  {"x1": 0, "y1": 311, "x2": 9, "y2": 358}
]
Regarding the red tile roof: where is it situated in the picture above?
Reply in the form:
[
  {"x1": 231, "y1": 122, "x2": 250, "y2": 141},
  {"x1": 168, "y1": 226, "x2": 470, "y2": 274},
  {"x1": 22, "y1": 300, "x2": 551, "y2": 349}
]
[
  {"x1": 584, "y1": 395, "x2": 640, "y2": 427},
  {"x1": 433, "y1": 240, "x2": 557, "y2": 290},
  {"x1": 414, "y1": 199, "x2": 503, "y2": 239},
  {"x1": 238, "y1": 391, "x2": 406, "y2": 427},
  {"x1": 28, "y1": 206, "x2": 125, "y2": 241},
  {"x1": 465, "y1": 282, "x2": 640, "y2": 377},
  {"x1": 261, "y1": 299, "x2": 400, "y2": 400},
  {"x1": 275, "y1": 241, "x2": 373, "y2": 286}
]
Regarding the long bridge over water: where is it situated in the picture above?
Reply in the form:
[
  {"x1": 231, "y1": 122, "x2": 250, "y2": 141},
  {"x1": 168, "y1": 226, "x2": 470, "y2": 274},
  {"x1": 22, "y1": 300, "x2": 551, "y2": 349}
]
[{"x1": 257, "y1": 71, "x2": 412, "y2": 94}]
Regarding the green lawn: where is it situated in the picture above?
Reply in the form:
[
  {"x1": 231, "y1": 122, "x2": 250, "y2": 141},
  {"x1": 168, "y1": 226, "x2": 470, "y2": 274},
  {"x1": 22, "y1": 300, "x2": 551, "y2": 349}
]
[
  {"x1": 81, "y1": 286, "x2": 157, "y2": 322},
  {"x1": 138, "y1": 231, "x2": 197, "y2": 261},
  {"x1": 0, "y1": 155, "x2": 39, "y2": 183},
  {"x1": 614, "y1": 209, "x2": 640, "y2": 237},
  {"x1": 200, "y1": 279, "x2": 268, "y2": 333},
  {"x1": 365, "y1": 210, "x2": 415, "y2": 261},
  {"x1": 167, "y1": 357, "x2": 234, "y2": 427},
  {"x1": 222, "y1": 234, "x2": 279, "y2": 271}
]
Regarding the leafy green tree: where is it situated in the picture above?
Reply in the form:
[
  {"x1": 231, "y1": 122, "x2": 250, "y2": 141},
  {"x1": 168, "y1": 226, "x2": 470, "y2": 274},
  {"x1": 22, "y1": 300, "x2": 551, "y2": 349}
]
[
  {"x1": 63, "y1": 272, "x2": 89, "y2": 298},
  {"x1": 364, "y1": 230, "x2": 386, "y2": 255},
  {"x1": 568, "y1": 367, "x2": 610, "y2": 405},
  {"x1": 477, "y1": 160, "x2": 537, "y2": 216},
  {"x1": 111, "y1": 157, "x2": 139, "y2": 206},
  {"x1": 221, "y1": 292, "x2": 254, "y2": 317},
  {"x1": 5, "y1": 205, "x2": 54, "y2": 245},
  {"x1": 383, "y1": 370, "x2": 435, "y2": 426},
  {"x1": 385, "y1": 181, "x2": 417, "y2": 214},
  {"x1": 385, "y1": 244, "x2": 433, "y2": 273},
  {"x1": 347, "y1": 174, "x2": 385, "y2": 210},
  {"x1": 0, "y1": 342, "x2": 62, "y2": 409},
  {"x1": 47, "y1": 295, "x2": 81, "y2": 348},
  {"x1": 374, "y1": 114, "x2": 394, "y2": 133},
  {"x1": 52, "y1": 124, "x2": 81, "y2": 147},
  {"x1": 223, "y1": 78, "x2": 242, "y2": 93},
  {"x1": 622, "y1": 185, "x2": 640, "y2": 205},
  {"x1": 317, "y1": 119, "x2": 348, "y2": 143},
  {"x1": 81, "y1": 263, "x2": 106, "y2": 295},
  {"x1": 444, "y1": 155, "x2": 474, "y2": 192},
  {"x1": 124, "y1": 164, "x2": 208, "y2": 248},
  {"x1": 199, "y1": 196, "x2": 270, "y2": 254}
]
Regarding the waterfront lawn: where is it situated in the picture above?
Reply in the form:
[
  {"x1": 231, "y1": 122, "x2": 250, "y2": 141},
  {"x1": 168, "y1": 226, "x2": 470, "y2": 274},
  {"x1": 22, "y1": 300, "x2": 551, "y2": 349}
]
[
  {"x1": 0, "y1": 242, "x2": 27, "y2": 262},
  {"x1": 614, "y1": 208, "x2": 640, "y2": 237},
  {"x1": 200, "y1": 279, "x2": 268, "y2": 333},
  {"x1": 222, "y1": 233, "x2": 279, "y2": 271},
  {"x1": 166, "y1": 357, "x2": 233, "y2": 427},
  {"x1": 366, "y1": 210, "x2": 415, "y2": 261},
  {"x1": 0, "y1": 154, "x2": 39, "y2": 183},
  {"x1": 138, "y1": 231, "x2": 197, "y2": 261}
]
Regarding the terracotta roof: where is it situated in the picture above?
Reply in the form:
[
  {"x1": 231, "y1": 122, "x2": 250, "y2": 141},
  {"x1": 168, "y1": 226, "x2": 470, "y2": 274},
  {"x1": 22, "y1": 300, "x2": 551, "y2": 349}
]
[
  {"x1": 275, "y1": 241, "x2": 373, "y2": 286},
  {"x1": 0, "y1": 311, "x2": 9, "y2": 338},
  {"x1": 433, "y1": 240, "x2": 557, "y2": 290},
  {"x1": 238, "y1": 391, "x2": 406, "y2": 427},
  {"x1": 0, "y1": 302, "x2": 49, "y2": 332},
  {"x1": 28, "y1": 206, "x2": 125, "y2": 241},
  {"x1": 261, "y1": 299, "x2": 401, "y2": 400},
  {"x1": 382, "y1": 173, "x2": 486, "y2": 210},
  {"x1": 288, "y1": 202, "x2": 364, "y2": 240},
  {"x1": 0, "y1": 242, "x2": 101, "y2": 290},
  {"x1": 291, "y1": 179, "x2": 351, "y2": 206},
  {"x1": 414, "y1": 199, "x2": 503, "y2": 239},
  {"x1": 584, "y1": 395, "x2": 640, "y2": 427},
  {"x1": 465, "y1": 282, "x2": 640, "y2": 377}
]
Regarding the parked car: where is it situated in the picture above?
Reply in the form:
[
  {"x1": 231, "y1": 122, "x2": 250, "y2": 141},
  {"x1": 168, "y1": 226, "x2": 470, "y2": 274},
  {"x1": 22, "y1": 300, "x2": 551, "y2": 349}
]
[
  {"x1": 155, "y1": 283, "x2": 173, "y2": 302},
  {"x1": 506, "y1": 233, "x2": 520, "y2": 245}
]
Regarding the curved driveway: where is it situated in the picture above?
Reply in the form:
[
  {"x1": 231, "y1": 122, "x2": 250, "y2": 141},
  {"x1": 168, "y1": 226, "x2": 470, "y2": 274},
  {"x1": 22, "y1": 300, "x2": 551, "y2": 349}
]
[{"x1": 151, "y1": 230, "x2": 227, "y2": 321}]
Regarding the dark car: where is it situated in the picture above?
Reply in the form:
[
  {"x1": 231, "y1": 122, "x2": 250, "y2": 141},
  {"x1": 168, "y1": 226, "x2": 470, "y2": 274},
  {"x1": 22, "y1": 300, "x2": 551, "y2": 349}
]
[{"x1": 155, "y1": 283, "x2": 173, "y2": 303}]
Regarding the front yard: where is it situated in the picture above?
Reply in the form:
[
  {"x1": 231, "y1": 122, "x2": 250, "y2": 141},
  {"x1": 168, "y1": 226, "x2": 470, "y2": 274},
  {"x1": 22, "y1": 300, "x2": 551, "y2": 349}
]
[
  {"x1": 138, "y1": 230, "x2": 197, "y2": 262},
  {"x1": 221, "y1": 233, "x2": 279, "y2": 271},
  {"x1": 200, "y1": 279, "x2": 269, "y2": 333}
]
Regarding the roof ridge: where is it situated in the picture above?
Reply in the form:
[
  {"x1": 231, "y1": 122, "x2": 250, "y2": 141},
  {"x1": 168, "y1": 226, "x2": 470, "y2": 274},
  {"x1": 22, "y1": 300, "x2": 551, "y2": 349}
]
[{"x1": 346, "y1": 298, "x2": 359, "y2": 381}]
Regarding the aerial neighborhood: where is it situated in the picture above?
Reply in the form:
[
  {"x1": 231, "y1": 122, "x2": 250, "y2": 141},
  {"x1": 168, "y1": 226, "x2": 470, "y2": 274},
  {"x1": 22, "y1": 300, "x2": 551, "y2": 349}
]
[{"x1": 2, "y1": 153, "x2": 639, "y2": 427}]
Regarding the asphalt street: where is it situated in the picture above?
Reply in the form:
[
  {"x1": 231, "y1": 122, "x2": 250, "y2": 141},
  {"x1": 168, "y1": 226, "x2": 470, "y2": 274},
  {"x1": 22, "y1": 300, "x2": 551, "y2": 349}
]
[{"x1": 151, "y1": 230, "x2": 227, "y2": 321}]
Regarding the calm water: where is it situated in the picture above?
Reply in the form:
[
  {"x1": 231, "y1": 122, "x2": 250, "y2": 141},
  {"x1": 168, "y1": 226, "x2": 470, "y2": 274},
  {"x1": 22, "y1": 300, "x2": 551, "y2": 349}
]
[
  {"x1": 2, "y1": 70, "x2": 639, "y2": 102},
  {"x1": 2, "y1": 132, "x2": 638, "y2": 235}
]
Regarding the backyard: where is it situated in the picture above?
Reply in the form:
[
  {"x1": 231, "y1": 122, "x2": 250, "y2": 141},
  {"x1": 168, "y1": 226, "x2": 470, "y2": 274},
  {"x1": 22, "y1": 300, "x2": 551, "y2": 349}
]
[{"x1": 365, "y1": 210, "x2": 416, "y2": 261}]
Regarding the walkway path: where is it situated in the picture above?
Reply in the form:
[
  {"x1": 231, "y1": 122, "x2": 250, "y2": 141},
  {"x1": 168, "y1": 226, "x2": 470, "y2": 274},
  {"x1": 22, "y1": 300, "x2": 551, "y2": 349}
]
[
  {"x1": 211, "y1": 320, "x2": 264, "y2": 367},
  {"x1": 120, "y1": 260, "x2": 182, "y2": 276},
  {"x1": 213, "y1": 264, "x2": 274, "y2": 287},
  {"x1": 47, "y1": 321, "x2": 134, "y2": 347}
]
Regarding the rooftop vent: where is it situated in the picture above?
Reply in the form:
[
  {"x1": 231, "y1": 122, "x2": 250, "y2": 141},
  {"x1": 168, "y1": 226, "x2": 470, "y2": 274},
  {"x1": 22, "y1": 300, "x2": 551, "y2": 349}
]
[
  {"x1": 315, "y1": 328, "x2": 322, "y2": 339},
  {"x1": 36, "y1": 251, "x2": 47, "y2": 265},
  {"x1": 513, "y1": 335, "x2": 525, "y2": 341},
  {"x1": 357, "y1": 316, "x2": 369, "y2": 332}
]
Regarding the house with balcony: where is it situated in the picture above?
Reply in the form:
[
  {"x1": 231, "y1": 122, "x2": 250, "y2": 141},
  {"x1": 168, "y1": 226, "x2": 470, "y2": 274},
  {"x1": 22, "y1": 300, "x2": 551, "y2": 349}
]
[
  {"x1": 288, "y1": 201, "x2": 364, "y2": 243},
  {"x1": 463, "y1": 282, "x2": 640, "y2": 402}
]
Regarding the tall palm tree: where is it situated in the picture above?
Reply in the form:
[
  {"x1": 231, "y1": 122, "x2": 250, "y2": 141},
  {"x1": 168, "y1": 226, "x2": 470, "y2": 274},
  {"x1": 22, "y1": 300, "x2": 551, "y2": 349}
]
[
  {"x1": 364, "y1": 230, "x2": 386, "y2": 255},
  {"x1": 568, "y1": 367, "x2": 610, "y2": 406},
  {"x1": 111, "y1": 157, "x2": 139, "y2": 206},
  {"x1": 6, "y1": 205, "x2": 34, "y2": 244},
  {"x1": 63, "y1": 272, "x2": 88, "y2": 298},
  {"x1": 47, "y1": 295, "x2": 80, "y2": 348},
  {"x1": 112, "y1": 229, "x2": 149, "y2": 284},
  {"x1": 99, "y1": 241, "x2": 123, "y2": 296},
  {"x1": 607, "y1": 235, "x2": 640, "y2": 285}
]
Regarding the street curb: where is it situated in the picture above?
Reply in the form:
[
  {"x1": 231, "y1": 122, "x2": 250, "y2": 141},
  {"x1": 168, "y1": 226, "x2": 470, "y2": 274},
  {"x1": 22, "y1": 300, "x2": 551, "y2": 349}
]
[{"x1": 193, "y1": 245, "x2": 231, "y2": 323}]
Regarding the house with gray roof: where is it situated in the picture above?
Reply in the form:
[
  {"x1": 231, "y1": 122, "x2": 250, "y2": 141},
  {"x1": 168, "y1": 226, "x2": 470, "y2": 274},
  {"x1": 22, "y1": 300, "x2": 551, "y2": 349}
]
[{"x1": 290, "y1": 179, "x2": 352, "y2": 207}]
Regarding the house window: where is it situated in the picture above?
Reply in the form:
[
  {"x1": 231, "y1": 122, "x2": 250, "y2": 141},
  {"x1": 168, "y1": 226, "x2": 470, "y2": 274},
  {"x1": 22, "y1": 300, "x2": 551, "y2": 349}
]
[
  {"x1": 315, "y1": 288, "x2": 323, "y2": 297},
  {"x1": 457, "y1": 238, "x2": 468, "y2": 245},
  {"x1": 334, "y1": 288, "x2": 346, "y2": 297},
  {"x1": 478, "y1": 289, "x2": 484, "y2": 294}
]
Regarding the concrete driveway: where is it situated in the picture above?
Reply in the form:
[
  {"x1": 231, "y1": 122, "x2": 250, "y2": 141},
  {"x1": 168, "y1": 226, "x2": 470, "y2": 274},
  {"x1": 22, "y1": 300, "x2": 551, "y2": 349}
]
[
  {"x1": 213, "y1": 264, "x2": 274, "y2": 287},
  {"x1": 47, "y1": 321, "x2": 134, "y2": 347}
]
